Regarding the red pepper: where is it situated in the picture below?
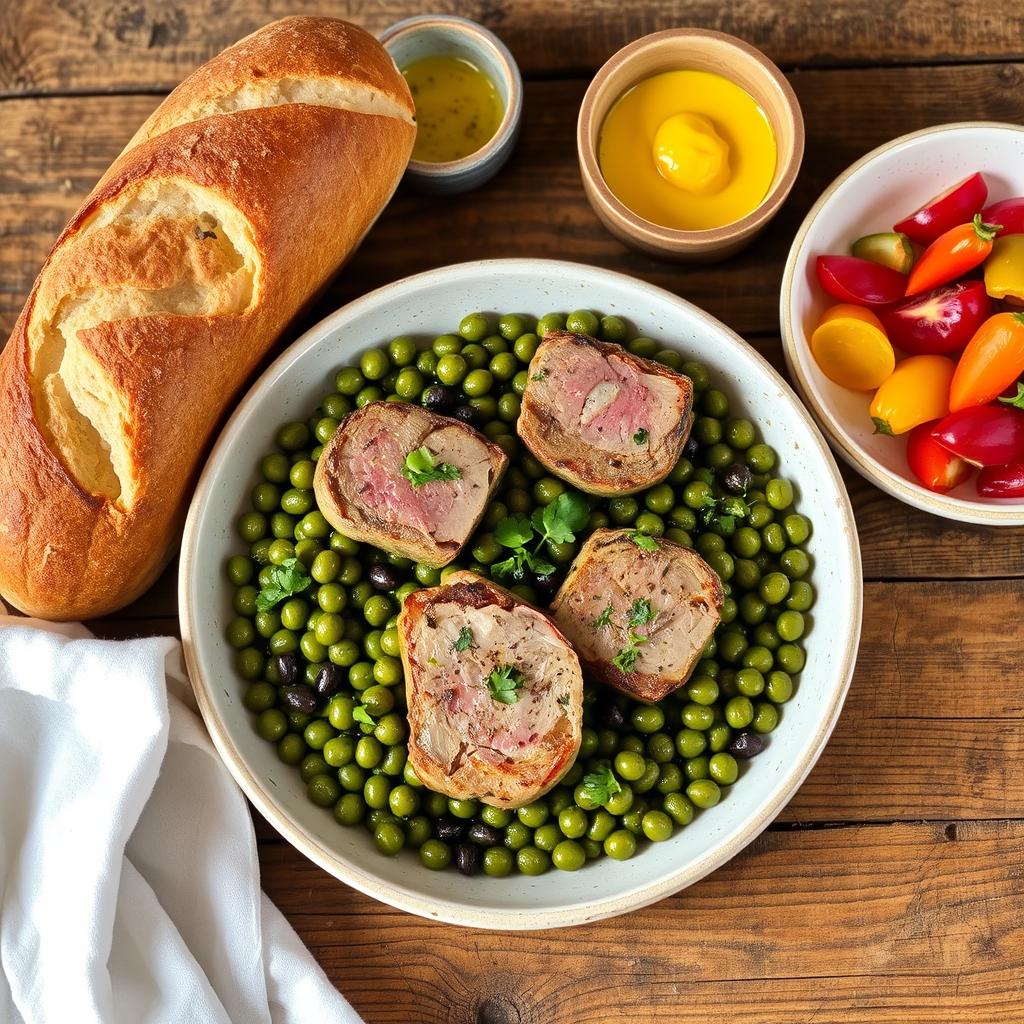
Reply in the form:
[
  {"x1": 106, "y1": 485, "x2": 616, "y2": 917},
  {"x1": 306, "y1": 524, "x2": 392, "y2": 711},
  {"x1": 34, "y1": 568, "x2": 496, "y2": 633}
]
[
  {"x1": 977, "y1": 462, "x2": 1024, "y2": 497},
  {"x1": 931, "y1": 405, "x2": 1024, "y2": 467},
  {"x1": 815, "y1": 255, "x2": 907, "y2": 307},
  {"x1": 981, "y1": 197, "x2": 1024, "y2": 236},
  {"x1": 894, "y1": 172, "x2": 988, "y2": 245},
  {"x1": 905, "y1": 421, "x2": 972, "y2": 493},
  {"x1": 878, "y1": 280, "x2": 991, "y2": 355},
  {"x1": 906, "y1": 215, "x2": 1001, "y2": 296}
]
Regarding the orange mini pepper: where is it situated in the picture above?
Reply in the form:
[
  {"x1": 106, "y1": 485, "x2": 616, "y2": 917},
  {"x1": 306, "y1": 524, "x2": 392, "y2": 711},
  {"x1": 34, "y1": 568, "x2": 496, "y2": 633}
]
[
  {"x1": 905, "y1": 214, "x2": 1001, "y2": 296},
  {"x1": 949, "y1": 312, "x2": 1024, "y2": 411},
  {"x1": 870, "y1": 354, "x2": 956, "y2": 436}
]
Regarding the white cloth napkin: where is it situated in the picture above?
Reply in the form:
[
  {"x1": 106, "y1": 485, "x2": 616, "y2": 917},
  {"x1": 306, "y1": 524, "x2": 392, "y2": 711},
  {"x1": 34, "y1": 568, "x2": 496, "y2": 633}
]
[{"x1": 0, "y1": 609, "x2": 363, "y2": 1024}]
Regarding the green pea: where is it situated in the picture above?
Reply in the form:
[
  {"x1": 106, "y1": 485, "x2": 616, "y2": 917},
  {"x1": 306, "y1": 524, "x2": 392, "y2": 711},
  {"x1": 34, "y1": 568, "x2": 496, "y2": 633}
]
[
  {"x1": 654, "y1": 348, "x2": 684, "y2": 369},
  {"x1": 708, "y1": 724, "x2": 732, "y2": 753},
  {"x1": 394, "y1": 367, "x2": 425, "y2": 399},
  {"x1": 355, "y1": 736, "x2": 383, "y2": 770},
  {"x1": 416, "y1": 350, "x2": 438, "y2": 375},
  {"x1": 516, "y1": 801, "x2": 549, "y2": 828},
  {"x1": 641, "y1": 810, "x2": 674, "y2": 842},
  {"x1": 483, "y1": 846, "x2": 514, "y2": 877},
  {"x1": 746, "y1": 443, "x2": 776, "y2": 473},
  {"x1": 663, "y1": 792, "x2": 695, "y2": 826},
  {"x1": 255, "y1": 708, "x2": 286, "y2": 742},
  {"x1": 598, "y1": 314, "x2": 628, "y2": 342},
  {"x1": 335, "y1": 366, "x2": 365, "y2": 396},
  {"x1": 786, "y1": 580, "x2": 815, "y2": 612},
  {"x1": 631, "y1": 705, "x2": 665, "y2": 734},
  {"x1": 725, "y1": 418, "x2": 756, "y2": 449},
  {"x1": 459, "y1": 312, "x2": 490, "y2": 342},
  {"x1": 735, "y1": 668, "x2": 765, "y2": 698},
  {"x1": 480, "y1": 805, "x2": 512, "y2": 829},
  {"x1": 516, "y1": 846, "x2": 550, "y2": 876},
  {"x1": 303, "y1": 773, "x2": 340, "y2": 808},
  {"x1": 363, "y1": 595, "x2": 393, "y2": 627},
  {"x1": 435, "y1": 353, "x2": 468, "y2": 386},
  {"x1": 359, "y1": 348, "x2": 390, "y2": 381},
  {"x1": 237, "y1": 512, "x2": 267, "y2": 543},
  {"x1": 687, "y1": 779, "x2": 722, "y2": 809},
  {"x1": 355, "y1": 385, "x2": 384, "y2": 408},
  {"x1": 330, "y1": 792, "x2": 363, "y2": 826},
  {"x1": 634, "y1": 511, "x2": 664, "y2": 537},
  {"x1": 752, "y1": 702, "x2": 780, "y2": 734},
  {"x1": 613, "y1": 750, "x2": 646, "y2": 782},
  {"x1": 708, "y1": 752, "x2": 739, "y2": 785},
  {"x1": 608, "y1": 496, "x2": 639, "y2": 524},
  {"x1": 462, "y1": 368, "x2": 493, "y2": 397},
  {"x1": 503, "y1": 820, "x2": 532, "y2": 850},
  {"x1": 513, "y1": 332, "x2": 540, "y2": 363},
  {"x1": 314, "y1": 416, "x2": 339, "y2": 444},
  {"x1": 683, "y1": 480, "x2": 713, "y2": 509},
  {"x1": 561, "y1": 309, "x2": 596, "y2": 335},
  {"x1": 461, "y1": 343, "x2": 488, "y2": 369},
  {"x1": 532, "y1": 822, "x2": 561, "y2": 852},
  {"x1": 760, "y1": 571, "x2": 791, "y2": 605},
  {"x1": 628, "y1": 337, "x2": 659, "y2": 357},
  {"x1": 780, "y1": 548, "x2": 811, "y2": 579},
  {"x1": 765, "y1": 478, "x2": 794, "y2": 510},
  {"x1": 489, "y1": 351, "x2": 518, "y2": 382},
  {"x1": 419, "y1": 839, "x2": 452, "y2": 871},
  {"x1": 604, "y1": 784, "x2": 634, "y2": 816},
  {"x1": 546, "y1": 839, "x2": 583, "y2": 872},
  {"x1": 604, "y1": 829, "x2": 637, "y2": 861},
  {"x1": 363, "y1": 774, "x2": 391, "y2": 810},
  {"x1": 694, "y1": 416, "x2": 722, "y2": 445},
  {"x1": 276, "y1": 422, "x2": 310, "y2": 451},
  {"x1": 261, "y1": 452, "x2": 291, "y2": 483},
  {"x1": 725, "y1": 695, "x2": 754, "y2": 729},
  {"x1": 495, "y1": 313, "x2": 528, "y2": 340},
  {"x1": 732, "y1": 526, "x2": 762, "y2": 559},
  {"x1": 537, "y1": 312, "x2": 566, "y2": 337}
]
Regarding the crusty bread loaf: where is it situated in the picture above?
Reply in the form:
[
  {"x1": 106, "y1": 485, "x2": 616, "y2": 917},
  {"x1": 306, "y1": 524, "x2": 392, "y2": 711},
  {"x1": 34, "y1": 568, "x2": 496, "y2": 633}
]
[{"x1": 0, "y1": 17, "x2": 415, "y2": 620}]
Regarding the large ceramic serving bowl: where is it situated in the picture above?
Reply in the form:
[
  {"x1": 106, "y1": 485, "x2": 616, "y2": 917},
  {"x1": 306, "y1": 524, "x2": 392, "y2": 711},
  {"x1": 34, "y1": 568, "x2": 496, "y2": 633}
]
[
  {"x1": 781, "y1": 122, "x2": 1024, "y2": 525},
  {"x1": 181, "y1": 259, "x2": 861, "y2": 929}
]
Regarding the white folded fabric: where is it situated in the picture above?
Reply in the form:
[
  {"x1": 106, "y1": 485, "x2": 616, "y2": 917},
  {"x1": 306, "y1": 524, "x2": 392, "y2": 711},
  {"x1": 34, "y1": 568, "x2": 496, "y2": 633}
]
[{"x1": 0, "y1": 611, "x2": 363, "y2": 1024}]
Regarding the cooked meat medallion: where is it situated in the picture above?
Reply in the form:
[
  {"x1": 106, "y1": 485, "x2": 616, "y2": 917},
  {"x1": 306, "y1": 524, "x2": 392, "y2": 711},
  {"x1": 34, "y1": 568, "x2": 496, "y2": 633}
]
[
  {"x1": 399, "y1": 572, "x2": 584, "y2": 809},
  {"x1": 517, "y1": 331, "x2": 694, "y2": 496},
  {"x1": 550, "y1": 528, "x2": 724, "y2": 703},
  {"x1": 313, "y1": 401, "x2": 507, "y2": 567}
]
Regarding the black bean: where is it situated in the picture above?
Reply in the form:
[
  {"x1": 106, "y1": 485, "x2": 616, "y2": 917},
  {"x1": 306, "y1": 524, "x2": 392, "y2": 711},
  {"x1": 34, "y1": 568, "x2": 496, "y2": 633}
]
[
  {"x1": 467, "y1": 822, "x2": 501, "y2": 847},
  {"x1": 683, "y1": 434, "x2": 700, "y2": 459},
  {"x1": 276, "y1": 653, "x2": 301, "y2": 686},
  {"x1": 281, "y1": 684, "x2": 318, "y2": 713},
  {"x1": 435, "y1": 817, "x2": 467, "y2": 843},
  {"x1": 729, "y1": 732, "x2": 766, "y2": 759},
  {"x1": 315, "y1": 664, "x2": 342, "y2": 698},
  {"x1": 452, "y1": 404, "x2": 478, "y2": 426},
  {"x1": 599, "y1": 701, "x2": 626, "y2": 730},
  {"x1": 368, "y1": 563, "x2": 401, "y2": 590},
  {"x1": 455, "y1": 843, "x2": 479, "y2": 876},
  {"x1": 722, "y1": 463, "x2": 753, "y2": 495},
  {"x1": 422, "y1": 384, "x2": 457, "y2": 411}
]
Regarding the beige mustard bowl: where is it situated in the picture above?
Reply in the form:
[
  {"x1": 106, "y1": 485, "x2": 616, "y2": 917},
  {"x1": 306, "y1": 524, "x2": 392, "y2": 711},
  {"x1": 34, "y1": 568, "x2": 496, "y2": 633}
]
[{"x1": 577, "y1": 28, "x2": 804, "y2": 262}]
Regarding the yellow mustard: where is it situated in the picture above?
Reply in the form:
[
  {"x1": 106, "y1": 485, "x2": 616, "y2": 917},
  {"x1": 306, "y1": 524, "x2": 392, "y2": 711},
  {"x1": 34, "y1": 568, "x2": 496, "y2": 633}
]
[{"x1": 598, "y1": 70, "x2": 777, "y2": 230}]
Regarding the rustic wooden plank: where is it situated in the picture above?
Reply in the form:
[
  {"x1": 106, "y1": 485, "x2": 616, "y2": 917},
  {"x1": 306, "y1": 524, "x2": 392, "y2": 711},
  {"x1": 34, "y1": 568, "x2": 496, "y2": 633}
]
[
  {"x1": 5, "y1": 64, "x2": 1024, "y2": 343},
  {"x1": 255, "y1": 819, "x2": 1024, "y2": 1023},
  {"x1": 3, "y1": 0, "x2": 1024, "y2": 97}
]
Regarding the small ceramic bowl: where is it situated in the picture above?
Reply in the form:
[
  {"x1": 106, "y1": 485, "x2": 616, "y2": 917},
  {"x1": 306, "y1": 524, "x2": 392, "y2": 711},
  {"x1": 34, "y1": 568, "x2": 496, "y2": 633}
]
[
  {"x1": 781, "y1": 122, "x2": 1024, "y2": 525},
  {"x1": 578, "y1": 28, "x2": 803, "y2": 262},
  {"x1": 379, "y1": 15, "x2": 522, "y2": 195}
]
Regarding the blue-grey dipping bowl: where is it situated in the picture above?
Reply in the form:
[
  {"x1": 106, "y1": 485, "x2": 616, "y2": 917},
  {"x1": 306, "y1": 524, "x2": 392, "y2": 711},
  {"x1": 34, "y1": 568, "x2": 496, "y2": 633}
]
[{"x1": 380, "y1": 15, "x2": 523, "y2": 195}]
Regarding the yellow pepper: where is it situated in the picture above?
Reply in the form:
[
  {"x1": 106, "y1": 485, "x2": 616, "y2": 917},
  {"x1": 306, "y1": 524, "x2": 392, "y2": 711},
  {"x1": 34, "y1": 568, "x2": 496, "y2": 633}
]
[
  {"x1": 984, "y1": 234, "x2": 1024, "y2": 300},
  {"x1": 869, "y1": 354, "x2": 956, "y2": 436},
  {"x1": 810, "y1": 304, "x2": 895, "y2": 390}
]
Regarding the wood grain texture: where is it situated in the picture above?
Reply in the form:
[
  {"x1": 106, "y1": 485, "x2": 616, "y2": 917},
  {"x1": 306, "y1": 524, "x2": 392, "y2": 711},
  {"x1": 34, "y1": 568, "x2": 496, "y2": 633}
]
[
  {"x1": 3, "y1": 0, "x2": 1024, "y2": 96},
  {"x1": 256, "y1": 819, "x2": 1024, "y2": 1023}
]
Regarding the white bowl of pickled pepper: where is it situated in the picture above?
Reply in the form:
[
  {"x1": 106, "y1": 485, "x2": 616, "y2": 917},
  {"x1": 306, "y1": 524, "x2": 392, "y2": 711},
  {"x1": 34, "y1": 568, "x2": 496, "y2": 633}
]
[{"x1": 781, "y1": 122, "x2": 1024, "y2": 524}]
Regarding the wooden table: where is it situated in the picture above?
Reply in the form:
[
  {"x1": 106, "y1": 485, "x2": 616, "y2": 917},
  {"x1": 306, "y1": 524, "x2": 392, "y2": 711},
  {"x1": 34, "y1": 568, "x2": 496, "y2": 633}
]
[{"x1": 3, "y1": 2, "x2": 1024, "y2": 1020}]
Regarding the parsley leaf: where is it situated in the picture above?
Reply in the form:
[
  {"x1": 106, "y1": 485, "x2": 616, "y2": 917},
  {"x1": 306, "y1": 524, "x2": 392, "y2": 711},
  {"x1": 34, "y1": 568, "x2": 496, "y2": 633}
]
[
  {"x1": 612, "y1": 632, "x2": 648, "y2": 673},
  {"x1": 633, "y1": 428, "x2": 649, "y2": 445},
  {"x1": 452, "y1": 626, "x2": 475, "y2": 652},
  {"x1": 487, "y1": 664, "x2": 525, "y2": 705},
  {"x1": 537, "y1": 491, "x2": 590, "y2": 545},
  {"x1": 626, "y1": 598, "x2": 657, "y2": 628},
  {"x1": 402, "y1": 446, "x2": 462, "y2": 487},
  {"x1": 593, "y1": 604, "x2": 614, "y2": 630},
  {"x1": 353, "y1": 705, "x2": 376, "y2": 734},
  {"x1": 255, "y1": 557, "x2": 312, "y2": 612},
  {"x1": 491, "y1": 492, "x2": 589, "y2": 581},
  {"x1": 999, "y1": 383, "x2": 1024, "y2": 410},
  {"x1": 495, "y1": 515, "x2": 534, "y2": 549},
  {"x1": 628, "y1": 530, "x2": 659, "y2": 551},
  {"x1": 581, "y1": 763, "x2": 622, "y2": 806},
  {"x1": 531, "y1": 369, "x2": 548, "y2": 382}
]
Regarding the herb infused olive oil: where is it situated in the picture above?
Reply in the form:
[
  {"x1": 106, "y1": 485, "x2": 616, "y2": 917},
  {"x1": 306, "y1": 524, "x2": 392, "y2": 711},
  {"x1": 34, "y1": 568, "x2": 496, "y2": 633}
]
[{"x1": 403, "y1": 55, "x2": 504, "y2": 163}]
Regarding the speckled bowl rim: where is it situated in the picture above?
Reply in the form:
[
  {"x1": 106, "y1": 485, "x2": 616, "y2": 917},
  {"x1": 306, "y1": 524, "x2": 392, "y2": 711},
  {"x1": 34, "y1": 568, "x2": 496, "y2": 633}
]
[
  {"x1": 180, "y1": 258, "x2": 861, "y2": 930},
  {"x1": 379, "y1": 15, "x2": 523, "y2": 179},
  {"x1": 577, "y1": 28, "x2": 804, "y2": 247},
  {"x1": 780, "y1": 121, "x2": 1024, "y2": 526}
]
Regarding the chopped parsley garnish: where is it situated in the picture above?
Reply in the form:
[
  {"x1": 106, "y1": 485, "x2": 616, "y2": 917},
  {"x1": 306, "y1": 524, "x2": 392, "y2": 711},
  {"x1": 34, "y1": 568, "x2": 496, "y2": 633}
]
[
  {"x1": 581, "y1": 763, "x2": 622, "y2": 806},
  {"x1": 592, "y1": 604, "x2": 614, "y2": 630},
  {"x1": 255, "y1": 557, "x2": 311, "y2": 612},
  {"x1": 626, "y1": 597, "x2": 657, "y2": 628},
  {"x1": 452, "y1": 625, "x2": 475, "y2": 652},
  {"x1": 612, "y1": 632, "x2": 648, "y2": 673},
  {"x1": 531, "y1": 369, "x2": 548, "y2": 381},
  {"x1": 633, "y1": 428, "x2": 649, "y2": 445},
  {"x1": 699, "y1": 494, "x2": 750, "y2": 536},
  {"x1": 353, "y1": 705, "x2": 376, "y2": 734},
  {"x1": 487, "y1": 664, "x2": 525, "y2": 705},
  {"x1": 627, "y1": 530, "x2": 659, "y2": 551},
  {"x1": 492, "y1": 491, "x2": 590, "y2": 581},
  {"x1": 401, "y1": 446, "x2": 462, "y2": 487}
]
